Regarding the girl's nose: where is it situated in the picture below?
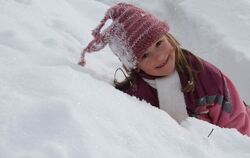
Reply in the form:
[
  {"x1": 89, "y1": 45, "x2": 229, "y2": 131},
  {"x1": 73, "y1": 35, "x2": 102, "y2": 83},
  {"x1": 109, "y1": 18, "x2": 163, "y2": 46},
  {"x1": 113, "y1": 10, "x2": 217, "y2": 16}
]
[{"x1": 152, "y1": 50, "x2": 165, "y2": 62}]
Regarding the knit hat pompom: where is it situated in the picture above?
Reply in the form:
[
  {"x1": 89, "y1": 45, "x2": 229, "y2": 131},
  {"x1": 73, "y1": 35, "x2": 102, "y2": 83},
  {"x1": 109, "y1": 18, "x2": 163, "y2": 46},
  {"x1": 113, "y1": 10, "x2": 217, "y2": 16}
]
[{"x1": 79, "y1": 3, "x2": 169, "y2": 70}]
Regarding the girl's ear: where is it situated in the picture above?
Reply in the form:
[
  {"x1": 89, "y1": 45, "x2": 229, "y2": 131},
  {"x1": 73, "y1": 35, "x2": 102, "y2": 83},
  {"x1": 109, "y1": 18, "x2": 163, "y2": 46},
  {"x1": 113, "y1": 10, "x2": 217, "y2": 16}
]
[{"x1": 135, "y1": 67, "x2": 141, "y2": 72}]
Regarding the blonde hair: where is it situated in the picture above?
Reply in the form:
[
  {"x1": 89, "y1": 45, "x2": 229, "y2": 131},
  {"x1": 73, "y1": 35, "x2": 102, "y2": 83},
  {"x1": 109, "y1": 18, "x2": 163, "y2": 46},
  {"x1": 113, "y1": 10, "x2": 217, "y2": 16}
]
[
  {"x1": 165, "y1": 33, "x2": 195, "y2": 92},
  {"x1": 114, "y1": 33, "x2": 199, "y2": 93}
]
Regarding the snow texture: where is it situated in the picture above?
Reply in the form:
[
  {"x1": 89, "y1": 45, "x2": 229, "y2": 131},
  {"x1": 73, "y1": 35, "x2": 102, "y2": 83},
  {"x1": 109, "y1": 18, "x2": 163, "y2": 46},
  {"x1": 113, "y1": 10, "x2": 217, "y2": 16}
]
[{"x1": 108, "y1": 21, "x2": 137, "y2": 70}]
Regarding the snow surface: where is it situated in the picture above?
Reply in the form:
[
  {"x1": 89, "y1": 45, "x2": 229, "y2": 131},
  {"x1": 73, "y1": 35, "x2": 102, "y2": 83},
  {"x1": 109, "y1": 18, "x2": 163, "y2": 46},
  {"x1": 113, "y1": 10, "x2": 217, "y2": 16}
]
[{"x1": 0, "y1": 0, "x2": 250, "y2": 158}]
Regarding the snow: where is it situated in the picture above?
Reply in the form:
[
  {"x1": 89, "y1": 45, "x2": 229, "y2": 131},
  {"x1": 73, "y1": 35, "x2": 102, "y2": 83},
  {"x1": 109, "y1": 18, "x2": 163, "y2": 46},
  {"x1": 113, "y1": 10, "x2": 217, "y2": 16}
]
[{"x1": 0, "y1": 0, "x2": 250, "y2": 158}]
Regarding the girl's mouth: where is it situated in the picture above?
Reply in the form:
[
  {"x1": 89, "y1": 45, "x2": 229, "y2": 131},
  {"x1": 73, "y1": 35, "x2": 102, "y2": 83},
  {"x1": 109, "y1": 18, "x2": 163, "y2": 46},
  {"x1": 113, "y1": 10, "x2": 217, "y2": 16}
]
[{"x1": 156, "y1": 56, "x2": 169, "y2": 69}]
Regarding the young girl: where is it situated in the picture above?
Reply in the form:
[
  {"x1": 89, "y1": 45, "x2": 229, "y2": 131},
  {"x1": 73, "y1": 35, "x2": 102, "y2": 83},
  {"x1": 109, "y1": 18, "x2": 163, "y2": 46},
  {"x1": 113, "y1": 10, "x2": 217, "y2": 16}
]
[{"x1": 79, "y1": 3, "x2": 250, "y2": 136}]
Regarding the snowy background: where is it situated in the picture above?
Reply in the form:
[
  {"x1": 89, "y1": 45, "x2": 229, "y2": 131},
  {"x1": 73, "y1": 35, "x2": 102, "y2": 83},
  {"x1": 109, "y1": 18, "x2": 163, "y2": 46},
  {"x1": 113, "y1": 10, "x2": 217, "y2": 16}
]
[{"x1": 1, "y1": 0, "x2": 250, "y2": 158}]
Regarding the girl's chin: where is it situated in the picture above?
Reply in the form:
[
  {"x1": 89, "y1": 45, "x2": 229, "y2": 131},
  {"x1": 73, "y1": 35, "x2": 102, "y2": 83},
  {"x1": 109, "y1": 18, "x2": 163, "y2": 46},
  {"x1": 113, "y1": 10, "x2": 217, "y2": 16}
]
[
  {"x1": 156, "y1": 62, "x2": 175, "y2": 76},
  {"x1": 152, "y1": 67, "x2": 175, "y2": 76}
]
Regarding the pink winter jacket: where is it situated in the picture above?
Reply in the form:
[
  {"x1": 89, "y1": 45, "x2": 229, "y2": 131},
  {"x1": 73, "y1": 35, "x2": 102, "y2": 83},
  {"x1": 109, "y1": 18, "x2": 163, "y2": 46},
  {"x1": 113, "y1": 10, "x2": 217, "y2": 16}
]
[{"x1": 119, "y1": 49, "x2": 250, "y2": 136}]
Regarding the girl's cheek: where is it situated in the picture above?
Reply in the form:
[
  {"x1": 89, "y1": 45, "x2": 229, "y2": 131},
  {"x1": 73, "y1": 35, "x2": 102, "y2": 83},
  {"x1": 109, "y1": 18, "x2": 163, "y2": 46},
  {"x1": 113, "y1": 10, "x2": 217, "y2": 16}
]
[
  {"x1": 165, "y1": 44, "x2": 174, "y2": 53},
  {"x1": 162, "y1": 42, "x2": 170, "y2": 49}
]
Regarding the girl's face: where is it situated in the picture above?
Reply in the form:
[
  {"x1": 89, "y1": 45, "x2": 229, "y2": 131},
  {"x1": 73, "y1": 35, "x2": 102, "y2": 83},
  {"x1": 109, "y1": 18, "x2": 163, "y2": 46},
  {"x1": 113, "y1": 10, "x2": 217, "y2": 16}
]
[{"x1": 137, "y1": 35, "x2": 175, "y2": 76}]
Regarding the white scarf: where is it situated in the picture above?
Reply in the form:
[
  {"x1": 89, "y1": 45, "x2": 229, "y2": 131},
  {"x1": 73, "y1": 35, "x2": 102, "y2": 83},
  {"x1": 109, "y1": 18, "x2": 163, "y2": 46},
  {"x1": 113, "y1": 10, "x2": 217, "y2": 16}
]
[{"x1": 143, "y1": 71, "x2": 188, "y2": 123}]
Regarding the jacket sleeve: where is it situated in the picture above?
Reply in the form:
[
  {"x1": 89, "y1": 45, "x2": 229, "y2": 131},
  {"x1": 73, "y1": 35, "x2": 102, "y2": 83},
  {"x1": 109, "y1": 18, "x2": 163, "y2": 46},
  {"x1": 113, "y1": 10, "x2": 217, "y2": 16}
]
[
  {"x1": 182, "y1": 51, "x2": 250, "y2": 136},
  {"x1": 207, "y1": 75, "x2": 250, "y2": 136},
  {"x1": 117, "y1": 76, "x2": 160, "y2": 108}
]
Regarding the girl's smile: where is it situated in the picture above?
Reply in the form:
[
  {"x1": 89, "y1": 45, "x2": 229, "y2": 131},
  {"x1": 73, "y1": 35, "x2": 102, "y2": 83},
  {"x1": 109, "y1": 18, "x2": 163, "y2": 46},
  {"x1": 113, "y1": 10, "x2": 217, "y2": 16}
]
[{"x1": 155, "y1": 55, "x2": 170, "y2": 69}]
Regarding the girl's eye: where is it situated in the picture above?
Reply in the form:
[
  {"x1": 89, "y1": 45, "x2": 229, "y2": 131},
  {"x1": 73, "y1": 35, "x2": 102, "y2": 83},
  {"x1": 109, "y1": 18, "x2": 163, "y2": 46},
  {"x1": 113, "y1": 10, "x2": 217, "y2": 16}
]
[
  {"x1": 141, "y1": 53, "x2": 149, "y2": 60},
  {"x1": 155, "y1": 40, "x2": 162, "y2": 47}
]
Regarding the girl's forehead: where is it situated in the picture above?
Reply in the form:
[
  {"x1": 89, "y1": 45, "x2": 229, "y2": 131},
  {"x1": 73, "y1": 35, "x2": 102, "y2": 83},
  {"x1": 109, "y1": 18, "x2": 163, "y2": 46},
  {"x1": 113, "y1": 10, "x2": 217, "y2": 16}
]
[
  {"x1": 152, "y1": 35, "x2": 167, "y2": 45},
  {"x1": 149, "y1": 35, "x2": 167, "y2": 48},
  {"x1": 160, "y1": 35, "x2": 168, "y2": 40}
]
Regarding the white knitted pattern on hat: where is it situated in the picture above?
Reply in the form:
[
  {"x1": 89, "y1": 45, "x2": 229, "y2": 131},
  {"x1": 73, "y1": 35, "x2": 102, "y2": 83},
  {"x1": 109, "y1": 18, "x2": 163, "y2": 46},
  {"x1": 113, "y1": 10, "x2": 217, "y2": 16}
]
[
  {"x1": 108, "y1": 21, "x2": 137, "y2": 70},
  {"x1": 104, "y1": 7, "x2": 138, "y2": 70},
  {"x1": 131, "y1": 20, "x2": 160, "y2": 49},
  {"x1": 127, "y1": 17, "x2": 151, "y2": 44}
]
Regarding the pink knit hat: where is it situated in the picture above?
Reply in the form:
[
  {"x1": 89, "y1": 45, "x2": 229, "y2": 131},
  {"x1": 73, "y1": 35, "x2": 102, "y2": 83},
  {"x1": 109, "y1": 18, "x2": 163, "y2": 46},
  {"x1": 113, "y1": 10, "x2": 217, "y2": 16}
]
[{"x1": 79, "y1": 3, "x2": 169, "y2": 70}]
